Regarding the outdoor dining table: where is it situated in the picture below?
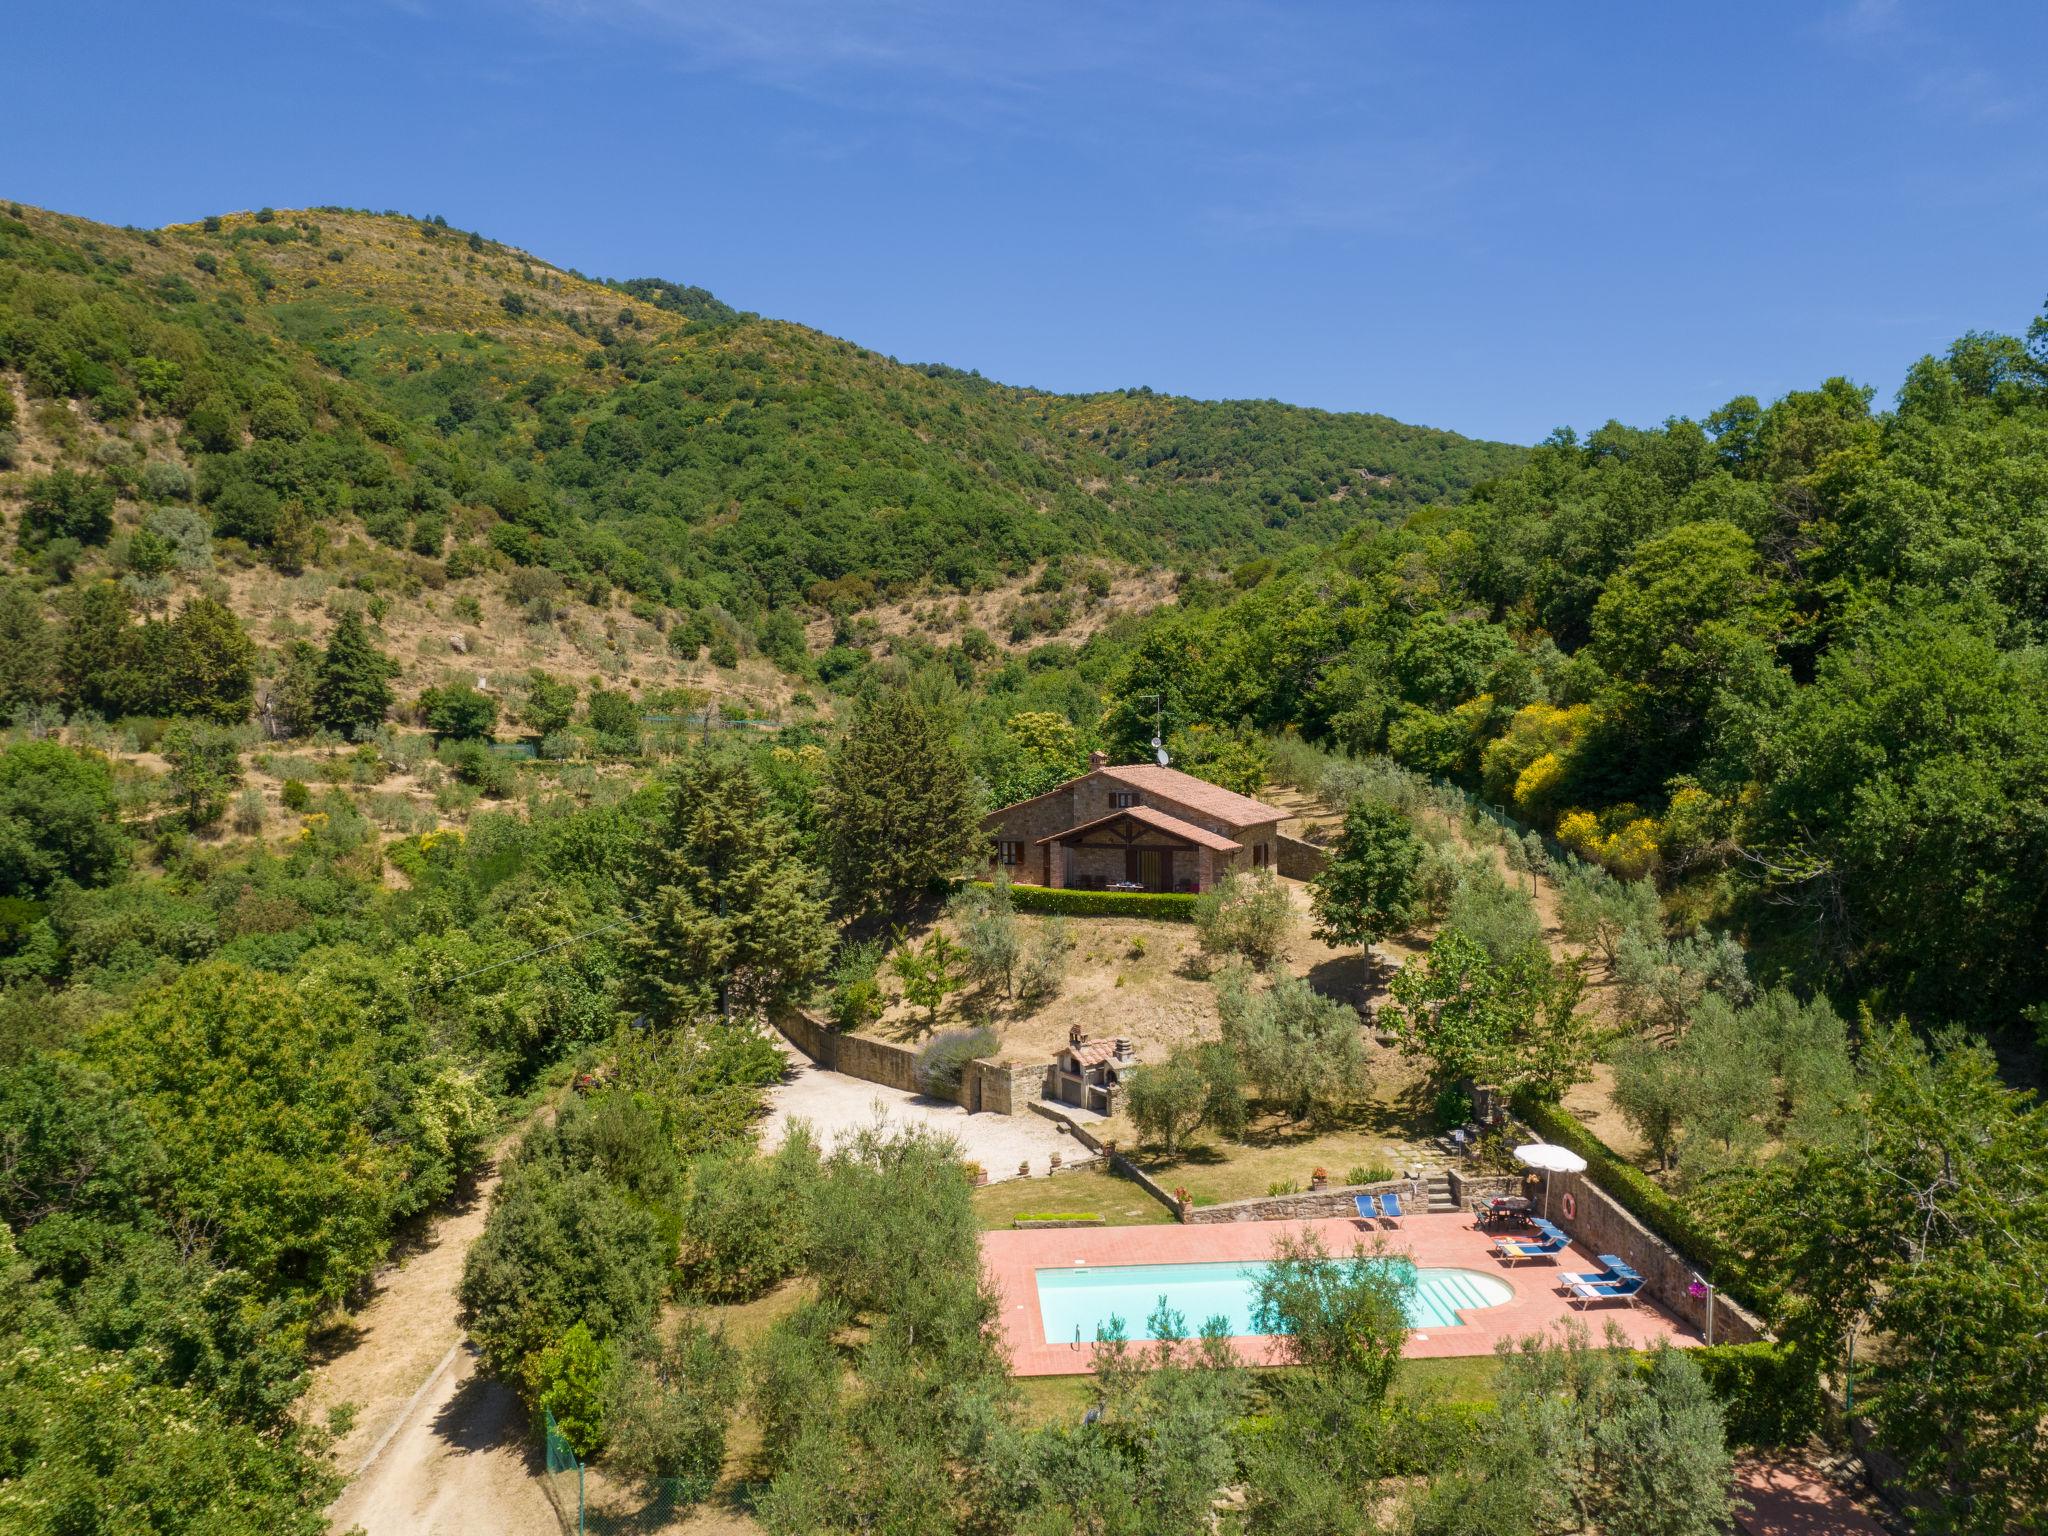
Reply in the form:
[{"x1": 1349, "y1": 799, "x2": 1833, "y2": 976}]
[{"x1": 1475, "y1": 1195, "x2": 1535, "y2": 1231}]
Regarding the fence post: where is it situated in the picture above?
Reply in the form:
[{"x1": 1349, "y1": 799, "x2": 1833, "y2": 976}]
[{"x1": 578, "y1": 1460, "x2": 585, "y2": 1536}]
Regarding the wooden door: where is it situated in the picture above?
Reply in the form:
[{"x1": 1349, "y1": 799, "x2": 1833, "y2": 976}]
[{"x1": 1132, "y1": 848, "x2": 1171, "y2": 892}]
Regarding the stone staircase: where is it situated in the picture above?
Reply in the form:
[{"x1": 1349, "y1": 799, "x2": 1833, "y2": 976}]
[{"x1": 1421, "y1": 1167, "x2": 1457, "y2": 1214}]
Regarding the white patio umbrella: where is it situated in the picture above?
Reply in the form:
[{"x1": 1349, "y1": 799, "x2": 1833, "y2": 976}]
[{"x1": 1513, "y1": 1142, "x2": 1588, "y2": 1220}]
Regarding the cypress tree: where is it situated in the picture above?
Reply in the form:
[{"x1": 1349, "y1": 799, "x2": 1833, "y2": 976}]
[
  {"x1": 823, "y1": 686, "x2": 980, "y2": 915},
  {"x1": 313, "y1": 610, "x2": 397, "y2": 739},
  {"x1": 626, "y1": 751, "x2": 832, "y2": 1023}
]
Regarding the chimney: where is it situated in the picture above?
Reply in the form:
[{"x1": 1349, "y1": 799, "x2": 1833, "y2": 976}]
[
  {"x1": 1114, "y1": 1037, "x2": 1133, "y2": 1060},
  {"x1": 1087, "y1": 750, "x2": 1107, "y2": 771}
]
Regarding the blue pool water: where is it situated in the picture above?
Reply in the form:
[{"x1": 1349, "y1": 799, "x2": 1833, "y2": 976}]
[{"x1": 1036, "y1": 1260, "x2": 1512, "y2": 1344}]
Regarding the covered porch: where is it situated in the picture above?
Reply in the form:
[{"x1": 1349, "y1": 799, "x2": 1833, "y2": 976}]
[{"x1": 1032, "y1": 806, "x2": 1240, "y2": 894}]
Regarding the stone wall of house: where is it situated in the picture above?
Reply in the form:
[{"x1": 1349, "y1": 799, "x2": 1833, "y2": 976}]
[
  {"x1": 1275, "y1": 832, "x2": 1328, "y2": 879},
  {"x1": 1549, "y1": 1168, "x2": 1769, "y2": 1344},
  {"x1": 1182, "y1": 1177, "x2": 1424, "y2": 1225},
  {"x1": 984, "y1": 769, "x2": 1283, "y2": 891}
]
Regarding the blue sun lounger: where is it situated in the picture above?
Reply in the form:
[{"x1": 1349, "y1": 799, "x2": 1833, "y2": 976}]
[
  {"x1": 1353, "y1": 1192, "x2": 1403, "y2": 1227},
  {"x1": 1492, "y1": 1229, "x2": 1569, "y2": 1264},
  {"x1": 1566, "y1": 1272, "x2": 1645, "y2": 1309},
  {"x1": 1557, "y1": 1256, "x2": 1636, "y2": 1292}
]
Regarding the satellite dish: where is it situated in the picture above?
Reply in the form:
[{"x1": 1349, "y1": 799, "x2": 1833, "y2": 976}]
[
  {"x1": 1149, "y1": 734, "x2": 1162, "y2": 749},
  {"x1": 1155, "y1": 746, "x2": 1170, "y2": 767}
]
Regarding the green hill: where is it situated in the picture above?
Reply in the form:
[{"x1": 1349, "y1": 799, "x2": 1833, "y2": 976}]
[{"x1": 0, "y1": 201, "x2": 1523, "y2": 672}]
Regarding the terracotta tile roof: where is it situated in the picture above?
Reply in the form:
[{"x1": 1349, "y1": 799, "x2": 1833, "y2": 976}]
[
  {"x1": 1032, "y1": 804, "x2": 1242, "y2": 853},
  {"x1": 1097, "y1": 764, "x2": 1287, "y2": 828},
  {"x1": 1064, "y1": 1040, "x2": 1122, "y2": 1067}
]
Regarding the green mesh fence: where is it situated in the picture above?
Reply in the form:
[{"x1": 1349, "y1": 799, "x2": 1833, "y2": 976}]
[{"x1": 540, "y1": 1410, "x2": 701, "y2": 1535}]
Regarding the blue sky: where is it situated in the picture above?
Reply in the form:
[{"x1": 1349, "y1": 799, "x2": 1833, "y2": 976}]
[{"x1": 9, "y1": 0, "x2": 2044, "y2": 443}]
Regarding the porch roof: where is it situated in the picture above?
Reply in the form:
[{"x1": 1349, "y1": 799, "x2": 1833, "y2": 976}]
[{"x1": 1032, "y1": 804, "x2": 1242, "y2": 854}]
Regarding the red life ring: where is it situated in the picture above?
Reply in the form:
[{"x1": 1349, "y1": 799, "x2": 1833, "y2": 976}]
[{"x1": 1561, "y1": 1191, "x2": 1577, "y2": 1221}]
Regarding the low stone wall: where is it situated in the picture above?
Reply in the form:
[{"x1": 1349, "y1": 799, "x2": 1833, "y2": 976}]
[
  {"x1": 1185, "y1": 1177, "x2": 1424, "y2": 1225},
  {"x1": 1549, "y1": 1168, "x2": 1769, "y2": 1345},
  {"x1": 1275, "y1": 832, "x2": 1329, "y2": 879},
  {"x1": 1013, "y1": 1215, "x2": 1107, "y2": 1229},
  {"x1": 772, "y1": 1007, "x2": 1047, "y2": 1117},
  {"x1": 1446, "y1": 1169, "x2": 1524, "y2": 1209}
]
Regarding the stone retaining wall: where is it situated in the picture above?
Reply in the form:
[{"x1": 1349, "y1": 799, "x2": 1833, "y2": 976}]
[
  {"x1": 1183, "y1": 1177, "x2": 1423, "y2": 1225},
  {"x1": 1275, "y1": 832, "x2": 1329, "y2": 879},
  {"x1": 1549, "y1": 1168, "x2": 1769, "y2": 1344}
]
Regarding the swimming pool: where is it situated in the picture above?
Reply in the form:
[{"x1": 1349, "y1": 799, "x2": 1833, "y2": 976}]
[{"x1": 1035, "y1": 1260, "x2": 1513, "y2": 1344}]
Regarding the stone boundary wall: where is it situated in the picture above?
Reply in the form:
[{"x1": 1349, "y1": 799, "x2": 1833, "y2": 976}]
[
  {"x1": 771, "y1": 1007, "x2": 1047, "y2": 1117},
  {"x1": 1550, "y1": 1168, "x2": 1769, "y2": 1345},
  {"x1": 772, "y1": 1007, "x2": 923, "y2": 1093},
  {"x1": 1183, "y1": 1177, "x2": 1423, "y2": 1225},
  {"x1": 1275, "y1": 832, "x2": 1329, "y2": 879}
]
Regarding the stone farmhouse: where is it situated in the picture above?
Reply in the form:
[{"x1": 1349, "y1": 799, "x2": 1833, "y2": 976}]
[{"x1": 982, "y1": 753, "x2": 1287, "y2": 894}]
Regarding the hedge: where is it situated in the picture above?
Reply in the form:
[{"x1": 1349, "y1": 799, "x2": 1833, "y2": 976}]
[
  {"x1": 1512, "y1": 1092, "x2": 1760, "y2": 1313},
  {"x1": 1689, "y1": 1341, "x2": 1822, "y2": 1448},
  {"x1": 971, "y1": 881, "x2": 1197, "y2": 921}
]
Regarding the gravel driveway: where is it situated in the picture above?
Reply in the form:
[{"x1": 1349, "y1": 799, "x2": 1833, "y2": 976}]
[{"x1": 762, "y1": 1039, "x2": 1085, "y2": 1181}]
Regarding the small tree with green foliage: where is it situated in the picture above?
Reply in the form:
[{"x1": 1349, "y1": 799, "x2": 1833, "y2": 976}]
[
  {"x1": 889, "y1": 930, "x2": 961, "y2": 1033},
  {"x1": 1310, "y1": 798, "x2": 1424, "y2": 969},
  {"x1": 161, "y1": 720, "x2": 244, "y2": 828},
  {"x1": 20, "y1": 467, "x2": 116, "y2": 548},
  {"x1": 1125, "y1": 1047, "x2": 1211, "y2": 1154},
  {"x1": 420, "y1": 680, "x2": 497, "y2": 739},
  {"x1": 1217, "y1": 968, "x2": 1366, "y2": 1126},
  {"x1": 948, "y1": 881, "x2": 1022, "y2": 996},
  {"x1": 521, "y1": 669, "x2": 577, "y2": 736},
  {"x1": 1193, "y1": 869, "x2": 1296, "y2": 970},
  {"x1": 1383, "y1": 928, "x2": 1594, "y2": 1100},
  {"x1": 532, "y1": 1321, "x2": 616, "y2": 1459}
]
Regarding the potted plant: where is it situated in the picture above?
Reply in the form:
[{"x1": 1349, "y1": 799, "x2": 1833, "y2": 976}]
[
  {"x1": 963, "y1": 1160, "x2": 988, "y2": 1187},
  {"x1": 1309, "y1": 1166, "x2": 1329, "y2": 1192}
]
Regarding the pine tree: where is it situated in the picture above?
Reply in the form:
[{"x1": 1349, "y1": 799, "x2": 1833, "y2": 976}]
[
  {"x1": 626, "y1": 751, "x2": 832, "y2": 1023},
  {"x1": 823, "y1": 686, "x2": 979, "y2": 915},
  {"x1": 160, "y1": 595, "x2": 256, "y2": 723},
  {"x1": 313, "y1": 611, "x2": 397, "y2": 739}
]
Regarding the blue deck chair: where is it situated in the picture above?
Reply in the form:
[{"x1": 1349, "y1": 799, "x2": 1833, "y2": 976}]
[
  {"x1": 1492, "y1": 1230, "x2": 1569, "y2": 1265},
  {"x1": 1376, "y1": 1191, "x2": 1403, "y2": 1227},
  {"x1": 1566, "y1": 1273, "x2": 1645, "y2": 1309}
]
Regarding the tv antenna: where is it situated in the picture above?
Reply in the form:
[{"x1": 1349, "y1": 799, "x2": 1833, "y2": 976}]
[{"x1": 1146, "y1": 693, "x2": 1169, "y2": 766}]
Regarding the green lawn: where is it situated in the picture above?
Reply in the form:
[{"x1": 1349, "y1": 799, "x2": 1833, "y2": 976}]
[
  {"x1": 1131, "y1": 1118, "x2": 1426, "y2": 1207},
  {"x1": 1011, "y1": 1354, "x2": 1503, "y2": 1426},
  {"x1": 972, "y1": 1166, "x2": 1177, "y2": 1230}
]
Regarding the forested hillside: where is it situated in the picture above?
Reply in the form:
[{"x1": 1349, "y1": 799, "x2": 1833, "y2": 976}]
[
  {"x1": 0, "y1": 199, "x2": 1518, "y2": 658},
  {"x1": 1056, "y1": 320, "x2": 2048, "y2": 1037}
]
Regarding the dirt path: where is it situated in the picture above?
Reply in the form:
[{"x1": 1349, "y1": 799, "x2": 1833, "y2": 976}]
[{"x1": 307, "y1": 1119, "x2": 560, "y2": 1536}]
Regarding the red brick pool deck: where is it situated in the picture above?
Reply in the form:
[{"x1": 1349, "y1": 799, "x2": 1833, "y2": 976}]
[{"x1": 984, "y1": 1211, "x2": 1701, "y2": 1376}]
